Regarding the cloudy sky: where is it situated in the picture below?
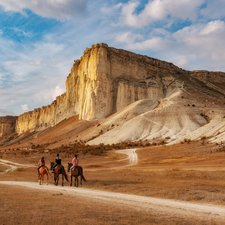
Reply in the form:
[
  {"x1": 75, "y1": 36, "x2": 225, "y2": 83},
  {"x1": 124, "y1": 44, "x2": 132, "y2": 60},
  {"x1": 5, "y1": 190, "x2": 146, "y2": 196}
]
[{"x1": 0, "y1": 0, "x2": 225, "y2": 116}]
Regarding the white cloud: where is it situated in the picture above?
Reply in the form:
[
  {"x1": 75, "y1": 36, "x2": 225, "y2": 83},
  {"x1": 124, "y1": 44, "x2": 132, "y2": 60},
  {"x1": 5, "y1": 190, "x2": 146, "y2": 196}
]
[
  {"x1": 21, "y1": 104, "x2": 30, "y2": 111},
  {"x1": 0, "y1": 0, "x2": 87, "y2": 20},
  {"x1": 101, "y1": 3, "x2": 122, "y2": 14},
  {"x1": 200, "y1": 20, "x2": 225, "y2": 35},
  {"x1": 201, "y1": 0, "x2": 225, "y2": 20},
  {"x1": 173, "y1": 20, "x2": 225, "y2": 59},
  {"x1": 176, "y1": 58, "x2": 189, "y2": 68},
  {"x1": 116, "y1": 31, "x2": 170, "y2": 51},
  {"x1": 118, "y1": 0, "x2": 205, "y2": 28}
]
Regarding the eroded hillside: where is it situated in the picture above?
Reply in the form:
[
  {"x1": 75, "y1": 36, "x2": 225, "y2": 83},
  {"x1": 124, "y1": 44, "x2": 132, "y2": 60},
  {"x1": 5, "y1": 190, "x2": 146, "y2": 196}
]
[{"x1": 0, "y1": 43, "x2": 225, "y2": 149}]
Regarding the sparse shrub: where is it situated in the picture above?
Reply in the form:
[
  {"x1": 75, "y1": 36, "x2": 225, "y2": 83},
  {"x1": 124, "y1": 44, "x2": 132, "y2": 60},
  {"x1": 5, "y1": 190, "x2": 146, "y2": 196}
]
[
  {"x1": 181, "y1": 96, "x2": 184, "y2": 98},
  {"x1": 192, "y1": 104, "x2": 195, "y2": 107},
  {"x1": 187, "y1": 104, "x2": 190, "y2": 106}
]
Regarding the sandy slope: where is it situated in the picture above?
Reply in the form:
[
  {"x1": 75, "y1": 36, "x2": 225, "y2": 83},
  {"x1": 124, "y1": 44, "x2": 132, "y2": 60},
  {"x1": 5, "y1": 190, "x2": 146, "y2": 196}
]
[{"x1": 87, "y1": 90, "x2": 211, "y2": 145}]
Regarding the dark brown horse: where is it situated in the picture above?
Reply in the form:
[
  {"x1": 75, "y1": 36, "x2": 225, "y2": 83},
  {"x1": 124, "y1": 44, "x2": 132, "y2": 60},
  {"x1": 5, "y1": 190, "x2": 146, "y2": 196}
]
[
  {"x1": 38, "y1": 165, "x2": 51, "y2": 185},
  {"x1": 50, "y1": 162, "x2": 68, "y2": 186},
  {"x1": 68, "y1": 163, "x2": 86, "y2": 187}
]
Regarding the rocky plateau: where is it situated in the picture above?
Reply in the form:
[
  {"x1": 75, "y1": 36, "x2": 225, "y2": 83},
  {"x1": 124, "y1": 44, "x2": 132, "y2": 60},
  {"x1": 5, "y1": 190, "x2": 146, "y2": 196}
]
[{"x1": 1, "y1": 43, "x2": 225, "y2": 148}]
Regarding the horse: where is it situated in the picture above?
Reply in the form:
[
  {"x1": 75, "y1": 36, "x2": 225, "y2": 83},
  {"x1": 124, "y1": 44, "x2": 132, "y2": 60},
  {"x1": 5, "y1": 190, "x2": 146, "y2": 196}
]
[
  {"x1": 68, "y1": 163, "x2": 87, "y2": 187},
  {"x1": 37, "y1": 165, "x2": 51, "y2": 185},
  {"x1": 50, "y1": 162, "x2": 69, "y2": 186}
]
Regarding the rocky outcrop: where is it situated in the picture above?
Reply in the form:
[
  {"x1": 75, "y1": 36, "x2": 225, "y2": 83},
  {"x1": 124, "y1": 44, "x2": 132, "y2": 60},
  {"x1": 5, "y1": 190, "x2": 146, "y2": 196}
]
[
  {"x1": 190, "y1": 70, "x2": 225, "y2": 84},
  {"x1": 0, "y1": 116, "x2": 17, "y2": 137},
  {"x1": 16, "y1": 93, "x2": 66, "y2": 134},
  {"x1": 66, "y1": 43, "x2": 184, "y2": 121},
  {"x1": 1, "y1": 43, "x2": 225, "y2": 136}
]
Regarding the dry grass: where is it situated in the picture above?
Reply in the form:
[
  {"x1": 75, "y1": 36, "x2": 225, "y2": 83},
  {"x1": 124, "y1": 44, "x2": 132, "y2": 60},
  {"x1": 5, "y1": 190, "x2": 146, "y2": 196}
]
[
  {"x1": 1, "y1": 140, "x2": 225, "y2": 224},
  {"x1": 0, "y1": 185, "x2": 222, "y2": 225}
]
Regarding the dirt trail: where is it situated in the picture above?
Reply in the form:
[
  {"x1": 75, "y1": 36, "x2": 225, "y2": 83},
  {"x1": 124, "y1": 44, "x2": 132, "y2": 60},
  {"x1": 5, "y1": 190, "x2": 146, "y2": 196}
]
[
  {"x1": 0, "y1": 180, "x2": 224, "y2": 221},
  {"x1": 0, "y1": 159, "x2": 35, "y2": 174}
]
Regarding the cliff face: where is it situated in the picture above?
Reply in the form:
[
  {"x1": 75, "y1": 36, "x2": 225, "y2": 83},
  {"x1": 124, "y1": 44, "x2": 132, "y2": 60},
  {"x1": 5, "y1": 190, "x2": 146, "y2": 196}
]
[
  {"x1": 66, "y1": 43, "x2": 185, "y2": 121},
  {"x1": 16, "y1": 93, "x2": 67, "y2": 134},
  {"x1": 0, "y1": 116, "x2": 17, "y2": 137},
  {"x1": 2, "y1": 43, "x2": 225, "y2": 136}
]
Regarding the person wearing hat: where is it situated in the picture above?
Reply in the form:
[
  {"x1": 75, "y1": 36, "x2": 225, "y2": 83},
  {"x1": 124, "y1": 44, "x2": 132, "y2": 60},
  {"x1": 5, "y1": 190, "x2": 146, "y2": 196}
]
[
  {"x1": 70, "y1": 154, "x2": 79, "y2": 173},
  {"x1": 52, "y1": 153, "x2": 61, "y2": 172}
]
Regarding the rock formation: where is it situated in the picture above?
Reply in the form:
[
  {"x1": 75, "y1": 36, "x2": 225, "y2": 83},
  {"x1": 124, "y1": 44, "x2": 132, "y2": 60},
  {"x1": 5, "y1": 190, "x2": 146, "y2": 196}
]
[
  {"x1": 0, "y1": 116, "x2": 17, "y2": 137},
  {"x1": 1, "y1": 43, "x2": 225, "y2": 137}
]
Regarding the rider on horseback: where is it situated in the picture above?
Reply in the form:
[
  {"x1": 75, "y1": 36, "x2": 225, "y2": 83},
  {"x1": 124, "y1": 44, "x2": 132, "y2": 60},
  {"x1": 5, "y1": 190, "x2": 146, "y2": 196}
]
[
  {"x1": 70, "y1": 154, "x2": 79, "y2": 175},
  {"x1": 52, "y1": 154, "x2": 61, "y2": 173},
  {"x1": 37, "y1": 157, "x2": 45, "y2": 174}
]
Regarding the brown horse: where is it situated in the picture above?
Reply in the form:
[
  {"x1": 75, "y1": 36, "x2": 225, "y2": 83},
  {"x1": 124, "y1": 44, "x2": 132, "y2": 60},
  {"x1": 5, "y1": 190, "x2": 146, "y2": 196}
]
[
  {"x1": 50, "y1": 162, "x2": 68, "y2": 186},
  {"x1": 38, "y1": 165, "x2": 51, "y2": 185},
  {"x1": 68, "y1": 163, "x2": 86, "y2": 187}
]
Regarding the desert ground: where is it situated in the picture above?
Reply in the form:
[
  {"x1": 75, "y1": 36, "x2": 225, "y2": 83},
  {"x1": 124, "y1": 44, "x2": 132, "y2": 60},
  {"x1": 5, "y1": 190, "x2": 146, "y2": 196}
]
[{"x1": 1, "y1": 140, "x2": 225, "y2": 224}]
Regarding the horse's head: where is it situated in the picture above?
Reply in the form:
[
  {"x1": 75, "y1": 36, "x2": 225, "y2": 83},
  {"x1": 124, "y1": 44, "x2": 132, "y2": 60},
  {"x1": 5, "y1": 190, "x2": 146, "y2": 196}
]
[
  {"x1": 50, "y1": 162, "x2": 54, "y2": 170},
  {"x1": 68, "y1": 163, "x2": 72, "y2": 172}
]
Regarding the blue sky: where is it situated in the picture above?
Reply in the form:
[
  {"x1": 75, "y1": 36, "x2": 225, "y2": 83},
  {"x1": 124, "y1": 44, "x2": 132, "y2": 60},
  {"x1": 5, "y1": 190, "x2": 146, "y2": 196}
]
[{"x1": 0, "y1": 0, "x2": 225, "y2": 116}]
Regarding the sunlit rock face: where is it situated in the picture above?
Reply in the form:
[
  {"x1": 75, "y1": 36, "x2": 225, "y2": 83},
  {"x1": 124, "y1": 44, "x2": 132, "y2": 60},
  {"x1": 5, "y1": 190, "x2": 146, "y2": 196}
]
[
  {"x1": 3, "y1": 43, "x2": 225, "y2": 135},
  {"x1": 16, "y1": 93, "x2": 67, "y2": 134},
  {"x1": 66, "y1": 43, "x2": 185, "y2": 121},
  {"x1": 0, "y1": 116, "x2": 17, "y2": 137}
]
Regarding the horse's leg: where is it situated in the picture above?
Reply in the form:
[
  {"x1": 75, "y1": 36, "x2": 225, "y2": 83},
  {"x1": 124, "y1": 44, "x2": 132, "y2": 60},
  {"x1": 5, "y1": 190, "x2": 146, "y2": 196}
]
[
  {"x1": 70, "y1": 175, "x2": 72, "y2": 186},
  {"x1": 38, "y1": 174, "x2": 41, "y2": 185},
  {"x1": 76, "y1": 176, "x2": 78, "y2": 187},
  {"x1": 46, "y1": 173, "x2": 48, "y2": 185},
  {"x1": 54, "y1": 174, "x2": 57, "y2": 185},
  {"x1": 80, "y1": 175, "x2": 82, "y2": 187},
  {"x1": 62, "y1": 175, "x2": 64, "y2": 186}
]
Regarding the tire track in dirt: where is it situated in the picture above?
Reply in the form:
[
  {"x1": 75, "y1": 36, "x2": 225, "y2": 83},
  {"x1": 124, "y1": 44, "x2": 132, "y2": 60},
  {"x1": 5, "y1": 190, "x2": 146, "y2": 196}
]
[{"x1": 0, "y1": 181, "x2": 224, "y2": 221}]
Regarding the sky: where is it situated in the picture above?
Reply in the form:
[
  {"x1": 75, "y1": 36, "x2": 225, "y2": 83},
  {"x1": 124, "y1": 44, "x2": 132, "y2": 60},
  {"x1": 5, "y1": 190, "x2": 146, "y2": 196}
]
[{"x1": 0, "y1": 0, "x2": 225, "y2": 116}]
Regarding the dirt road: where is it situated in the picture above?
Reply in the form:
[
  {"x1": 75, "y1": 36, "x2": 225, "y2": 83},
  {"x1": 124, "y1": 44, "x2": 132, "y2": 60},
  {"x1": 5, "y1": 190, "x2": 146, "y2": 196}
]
[{"x1": 0, "y1": 180, "x2": 224, "y2": 222}]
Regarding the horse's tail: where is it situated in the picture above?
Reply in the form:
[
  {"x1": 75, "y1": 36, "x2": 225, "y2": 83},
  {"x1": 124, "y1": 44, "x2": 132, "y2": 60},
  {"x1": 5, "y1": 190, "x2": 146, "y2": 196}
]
[
  {"x1": 81, "y1": 174, "x2": 87, "y2": 182},
  {"x1": 80, "y1": 167, "x2": 87, "y2": 182},
  {"x1": 45, "y1": 167, "x2": 52, "y2": 177},
  {"x1": 62, "y1": 166, "x2": 69, "y2": 182}
]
